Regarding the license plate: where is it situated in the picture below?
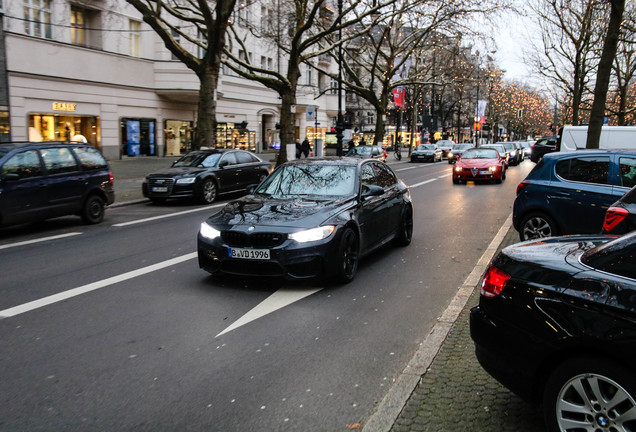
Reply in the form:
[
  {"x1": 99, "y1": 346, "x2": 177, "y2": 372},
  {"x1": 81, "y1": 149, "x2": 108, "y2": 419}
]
[
  {"x1": 152, "y1": 186, "x2": 168, "y2": 192},
  {"x1": 228, "y1": 248, "x2": 270, "y2": 260},
  {"x1": 479, "y1": 170, "x2": 492, "y2": 175}
]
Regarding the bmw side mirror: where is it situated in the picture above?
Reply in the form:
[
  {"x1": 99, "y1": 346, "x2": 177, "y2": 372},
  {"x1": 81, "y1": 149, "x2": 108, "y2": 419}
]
[
  {"x1": 361, "y1": 184, "x2": 384, "y2": 199},
  {"x1": 246, "y1": 184, "x2": 257, "y2": 195},
  {"x1": 219, "y1": 161, "x2": 229, "y2": 168}
]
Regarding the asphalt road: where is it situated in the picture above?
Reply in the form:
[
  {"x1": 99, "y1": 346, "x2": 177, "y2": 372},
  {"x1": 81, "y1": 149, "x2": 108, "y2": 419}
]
[{"x1": 0, "y1": 157, "x2": 534, "y2": 431}]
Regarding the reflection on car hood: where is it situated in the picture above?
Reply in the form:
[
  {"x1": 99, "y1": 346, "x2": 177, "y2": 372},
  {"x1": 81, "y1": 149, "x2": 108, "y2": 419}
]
[
  {"x1": 146, "y1": 167, "x2": 205, "y2": 178},
  {"x1": 205, "y1": 194, "x2": 353, "y2": 229}
]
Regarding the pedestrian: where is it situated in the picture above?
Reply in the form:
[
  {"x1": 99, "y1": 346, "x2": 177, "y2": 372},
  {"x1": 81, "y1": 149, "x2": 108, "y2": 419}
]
[
  {"x1": 301, "y1": 137, "x2": 310, "y2": 158},
  {"x1": 295, "y1": 141, "x2": 301, "y2": 159}
]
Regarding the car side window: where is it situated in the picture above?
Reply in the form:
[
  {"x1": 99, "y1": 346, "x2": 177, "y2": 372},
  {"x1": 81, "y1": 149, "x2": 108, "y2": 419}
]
[
  {"x1": 235, "y1": 151, "x2": 256, "y2": 164},
  {"x1": 40, "y1": 147, "x2": 79, "y2": 175},
  {"x1": 555, "y1": 156, "x2": 610, "y2": 185},
  {"x1": 360, "y1": 163, "x2": 377, "y2": 186},
  {"x1": 201, "y1": 153, "x2": 221, "y2": 167},
  {"x1": 373, "y1": 163, "x2": 397, "y2": 188},
  {"x1": 2, "y1": 150, "x2": 43, "y2": 178},
  {"x1": 73, "y1": 146, "x2": 107, "y2": 170},
  {"x1": 220, "y1": 153, "x2": 238, "y2": 166},
  {"x1": 619, "y1": 157, "x2": 636, "y2": 188}
]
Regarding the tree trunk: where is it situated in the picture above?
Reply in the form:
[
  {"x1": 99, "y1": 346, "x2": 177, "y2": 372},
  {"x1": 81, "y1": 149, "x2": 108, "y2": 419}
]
[
  {"x1": 195, "y1": 64, "x2": 219, "y2": 150},
  {"x1": 587, "y1": 0, "x2": 625, "y2": 148}
]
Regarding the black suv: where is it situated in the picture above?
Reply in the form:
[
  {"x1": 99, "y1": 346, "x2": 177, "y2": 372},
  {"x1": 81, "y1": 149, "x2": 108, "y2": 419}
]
[{"x1": 0, "y1": 142, "x2": 115, "y2": 226}]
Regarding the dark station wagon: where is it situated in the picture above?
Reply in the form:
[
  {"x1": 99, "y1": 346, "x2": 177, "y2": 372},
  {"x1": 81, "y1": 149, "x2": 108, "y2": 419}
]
[{"x1": 0, "y1": 141, "x2": 115, "y2": 226}]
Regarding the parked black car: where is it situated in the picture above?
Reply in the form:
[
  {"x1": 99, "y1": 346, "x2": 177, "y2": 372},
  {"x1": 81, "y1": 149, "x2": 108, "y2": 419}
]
[
  {"x1": 197, "y1": 158, "x2": 413, "y2": 283},
  {"x1": 142, "y1": 149, "x2": 273, "y2": 204},
  {"x1": 530, "y1": 136, "x2": 557, "y2": 163},
  {"x1": 513, "y1": 150, "x2": 636, "y2": 241},
  {"x1": 471, "y1": 231, "x2": 636, "y2": 432},
  {"x1": 603, "y1": 184, "x2": 636, "y2": 234},
  {"x1": 0, "y1": 141, "x2": 115, "y2": 226}
]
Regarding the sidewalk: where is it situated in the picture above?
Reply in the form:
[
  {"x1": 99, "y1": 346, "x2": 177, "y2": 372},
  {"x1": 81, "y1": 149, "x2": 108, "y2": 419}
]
[{"x1": 378, "y1": 221, "x2": 547, "y2": 432}]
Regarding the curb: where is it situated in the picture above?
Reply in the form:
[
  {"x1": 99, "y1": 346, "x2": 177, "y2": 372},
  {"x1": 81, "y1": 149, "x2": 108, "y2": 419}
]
[{"x1": 362, "y1": 214, "x2": 513, "y2": 432}]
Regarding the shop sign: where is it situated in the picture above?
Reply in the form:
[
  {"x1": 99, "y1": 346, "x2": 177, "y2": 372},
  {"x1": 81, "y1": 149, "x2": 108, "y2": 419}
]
[{"x1": 52, "y1": 102, "x2": 77, "y2": 112}]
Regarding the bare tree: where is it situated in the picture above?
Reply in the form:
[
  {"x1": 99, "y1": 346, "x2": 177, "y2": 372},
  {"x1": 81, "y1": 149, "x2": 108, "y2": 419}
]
[
  {"x1": 126, "y1": 0, "x2": 238, "y2": 149},
  {"x1": 223, "y1": 0, "x2": 388, "y2": 166},
  {"x1": 607, "y1": 1, "x2": 636, "y2": 125},
  {"x1": 586, "y1": 0, "x2": 626, "y2": 148},
  {"x1": 527, "y1": 0, "x2": 607, "y2": 125},
  {"x1": 324, "y1": 0, "x2": 508, "y2": 149}
]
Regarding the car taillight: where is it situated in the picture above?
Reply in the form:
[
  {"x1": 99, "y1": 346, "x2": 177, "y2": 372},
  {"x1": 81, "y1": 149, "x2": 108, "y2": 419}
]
[
  {"x1": 383, "y1": 149, "x2": 388, "y2": 158},
  {"x1": 516, "y1": 180, "x2": 530, "y2": 196},
  {"x1": 109, "y1": 171, "x2": 114, "y2": 184},
  {"x1": 603, "y1": 207, "x2": 628, "y2": 232},
  {"x1": 481, "y1": 265, "x2": 510, "y2": 298}
]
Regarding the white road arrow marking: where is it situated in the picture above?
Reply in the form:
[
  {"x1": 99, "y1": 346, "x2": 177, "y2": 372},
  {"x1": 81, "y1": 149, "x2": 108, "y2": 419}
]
[{"x1": 216, "y1": 287, "x2": 323, "y2": 337}]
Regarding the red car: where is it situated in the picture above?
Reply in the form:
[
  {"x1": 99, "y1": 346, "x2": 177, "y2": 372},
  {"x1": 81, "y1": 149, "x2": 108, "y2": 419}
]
[{"x1": 452, "y1": 148, "x2": 506, "y2": 184}]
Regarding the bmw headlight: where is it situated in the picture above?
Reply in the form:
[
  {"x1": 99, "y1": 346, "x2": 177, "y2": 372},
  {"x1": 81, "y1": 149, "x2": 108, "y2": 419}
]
[
  {"x1": 176, "y1": 177, "x2": 197, "y2": 184},
  {"x1": 200, "y1": 222, "x2": 221, "y2": 240},
  {"x1": 448, "y1": 152, "x2": 454, "y2": 158},
  {"x1": 290, "y1": 226, "x2": 335, "y2": 243}
]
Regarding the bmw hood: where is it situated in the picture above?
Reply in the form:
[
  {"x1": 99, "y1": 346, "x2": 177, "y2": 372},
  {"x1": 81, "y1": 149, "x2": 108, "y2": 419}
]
[{"x1": 204, "y1": 195, "x2": 354, "y2": 230}]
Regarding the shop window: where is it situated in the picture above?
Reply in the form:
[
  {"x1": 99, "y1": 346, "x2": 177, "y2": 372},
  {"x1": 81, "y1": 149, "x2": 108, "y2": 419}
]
[
  {"x1": 165, "y1": 120, "x2": 193, "y2": 156},
  {"x1": 0, "y1": 111, "x2": 10, "y2": 143},
  {"x1": 121, "y1": 119, "x2": 155, "y2": 156},
  {"x1": 24, "y1": 0, "x2": 52, "y2": 39},
  {"x1": 28, "y1": 114, "x2": 101, "y2": 149},
  {"x1": 216, "y1": 123, "x2": 256, "y2": 152}
]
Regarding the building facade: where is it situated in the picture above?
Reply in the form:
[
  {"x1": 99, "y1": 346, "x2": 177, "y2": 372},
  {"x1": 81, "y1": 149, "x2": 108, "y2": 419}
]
[{"x1": 2, "y1": 0, "x2": 340, "y2": 160}]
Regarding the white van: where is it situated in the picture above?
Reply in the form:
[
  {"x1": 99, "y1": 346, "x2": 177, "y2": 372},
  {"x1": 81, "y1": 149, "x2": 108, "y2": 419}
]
[{"x1": 559, "y1": 125, "x2": 636, "y2": 152}]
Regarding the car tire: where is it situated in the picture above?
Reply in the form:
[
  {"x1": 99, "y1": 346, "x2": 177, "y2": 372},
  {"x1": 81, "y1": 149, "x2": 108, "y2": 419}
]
[
  {"x1": 81, "y1": 194, "x2": 105, "y2": 224},
  {"x1": 519, "y1": 212, "x2": 558, "y2": 241},
  {"x1": 335, "y1": 227, "x2": 359, "y2": 284},
  {"x1": 453, "y1": 178, "x2": 459, "y2": 184},
  {"x1": 502, "y1": 168, "x2": 506, "y2": 180},
  {"x1": 543, "y1": 357, "x2": 636, "y2": 432},
  {"x1": 394, "y1": 207, "x2": 413, "y2": 246},
  {"x1": 410, "y1": 157, "x2": 416, "y2": 163},
  {"x1": 199, "y1": 178, "x2": 217, "y2": 204}
]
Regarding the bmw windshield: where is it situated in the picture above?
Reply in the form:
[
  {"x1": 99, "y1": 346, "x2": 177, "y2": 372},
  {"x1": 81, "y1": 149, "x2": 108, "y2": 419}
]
[{"x1": 256, "y1": 164, "x2": 357, "y2": 198}]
